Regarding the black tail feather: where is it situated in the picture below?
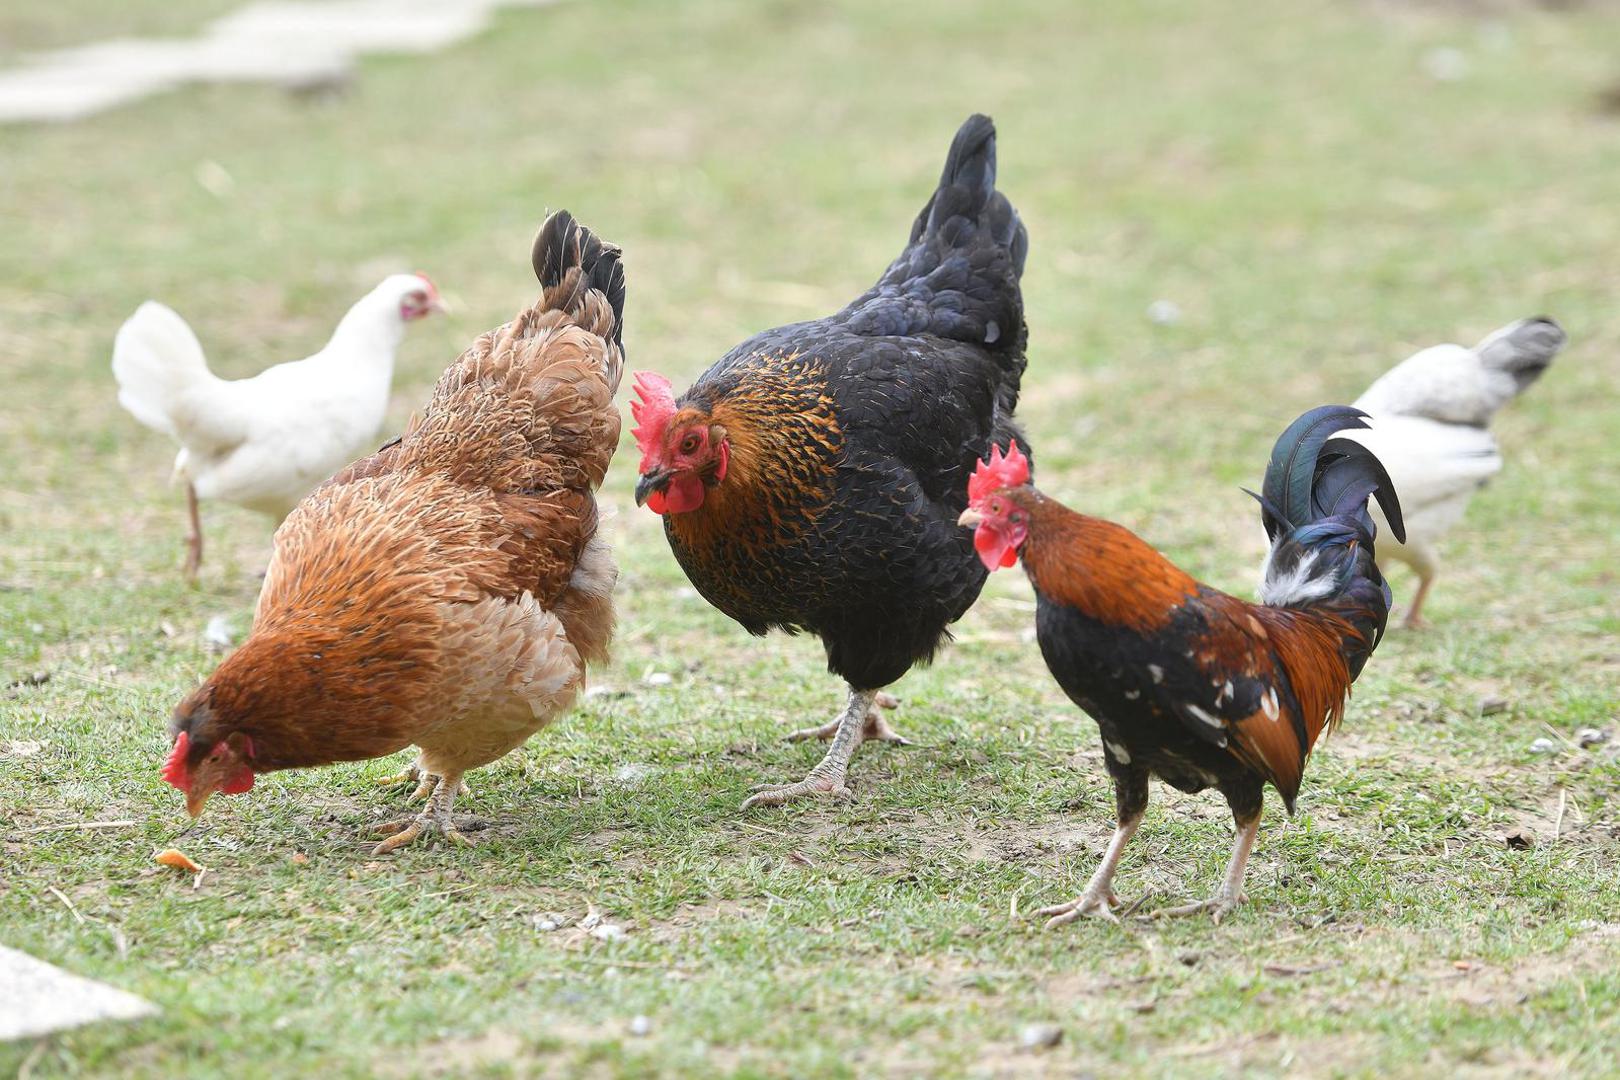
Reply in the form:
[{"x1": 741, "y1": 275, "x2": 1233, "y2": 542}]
[
  {"x1": 531, "y1": 210, "x2": 626, "y2": 348},
  {"x1": 1316, "y1": 437, "x2": 1406, "y2": 544},
  {"x1": 841, "y1": 114, "x2": 1028, "y2": 362},
  {"x1": 909, "y1": 113, "x2": 1028, "y2": 276},
  {"x1": 1261, "y1": 406, "x2": 1380, "y2": 540},
  {"x1": 1256, "y1": 407, "x2": 1405, "y2": 669}
]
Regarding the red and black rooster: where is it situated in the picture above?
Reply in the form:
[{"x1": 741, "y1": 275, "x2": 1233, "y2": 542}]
[
  {"x1": 959, "y1": 407, "x2": 1404, "y2": 923},
  {"x1": 631, "y1": 114, "x2": 1029, "y2": 809}
]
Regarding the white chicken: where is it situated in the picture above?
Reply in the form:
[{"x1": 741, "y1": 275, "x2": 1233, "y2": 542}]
[
  {"x1": 1342, "y1": 317, "x2": 1565, "y2": 627},
  {"x1": 112, "y1": 274, "x2": 443, "y2": 577}
]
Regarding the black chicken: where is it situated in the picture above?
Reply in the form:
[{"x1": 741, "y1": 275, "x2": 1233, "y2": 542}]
[{"x1": 630, "y1": 113, "x2": 1030, "y2": 808}]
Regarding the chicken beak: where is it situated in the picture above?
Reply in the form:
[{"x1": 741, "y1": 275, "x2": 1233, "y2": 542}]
[
  {"x1": 427, "y1": 295, "x2": 448, "y2": 315},
  {"x1": 184, "y1": 787, "x2": 212, "y2": 819},
  {"x1": 957, "y1": 507, "x2": 985, "y2": 528},
  {"x1": 635, "y1": 469, "x2": 670, "y2": 507}
]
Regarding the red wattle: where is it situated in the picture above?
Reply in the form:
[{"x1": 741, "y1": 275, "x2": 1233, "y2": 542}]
[
  {"x1": 221, "y1": 769, "x2": 256, "y2": 795},
  {"x1": 663, "y1": 473, "x2": 707, "y2": 514},
  {"x1": 646, "y1": 489, "x2": 668, "y2": 515},
  {"x1": 160, "y1": 732, "x2": 191, "y2": 790},
  {"x1": 973, "y1": 524, "x2": 1008, "y2": 572}
]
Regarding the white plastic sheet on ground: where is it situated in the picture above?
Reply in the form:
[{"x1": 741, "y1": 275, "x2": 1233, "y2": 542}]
[
  {"x1": 0, "y1": 946, "x2": 157, "y2": 1042},
  {"x1": 0, "y1": 0, "x2": 558, "y2": 124}
]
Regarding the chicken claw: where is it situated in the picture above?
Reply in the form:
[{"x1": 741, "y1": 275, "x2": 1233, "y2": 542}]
[
  {"x1": 745, "y1": 687, "x2": 887, "y2": 810},
  {"x1": 376, "y1": 760, "x2": 469, "y2": 803},
  {"x1": 375, "y1": 761, "x2": 423, "y2": 788},
  {"x1": 1035, "y1": 887, "x2": 1123, "y2": 929},
  {"x1": 1148, "y1": 887, "x2": 1247, "y2": 925},
  {"x1": 741, "y1": 771, "x2": 854, "y2": 810},
  {"x1": 371, "y1": 817, "x2": 476, "y2": 854},
  {"x1": 785, "y1": 693, "x2": 910, "y2": 746},
  {"x1": 368, "y1": 770, "x2": 482, "y2": 853}
]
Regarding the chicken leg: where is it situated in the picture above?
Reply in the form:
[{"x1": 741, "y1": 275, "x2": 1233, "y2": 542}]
[
  {"x1": 1035, "y1": 812, "x2": 1142, "y2": 927},
  {"x1": 376, "y1": 758, "x2": 471, "y2": 803},
  {"x1": 371, "y1": 770, "x2": 482, "y2": 853},
  {"x1": 183, "y1": 482, "x2": 203, "y2": 581},
  {"x1": 1151, "y1": 809, "x2": 1259, "y2": 924},
  {"x1": 1397, "y1": 542, "x2": 1439, "y2": 629},
  {"x1": 1403, "y1": 574, "x2": 1434, "y2": 630},
  {"x1": 742, "y1": 686, "x2": 880, "y2": 809},
  {"x1": 784, "y1": 691, "x2": 909, "y2": 745},
  {"x1": 1037, "y1": 768, "x2": 1148, "y2": 928}
]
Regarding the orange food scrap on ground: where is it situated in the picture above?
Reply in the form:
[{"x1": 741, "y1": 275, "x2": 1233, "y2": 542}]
[{"x1": 153, "y1": 848, "x2": 203, "y2": 873}]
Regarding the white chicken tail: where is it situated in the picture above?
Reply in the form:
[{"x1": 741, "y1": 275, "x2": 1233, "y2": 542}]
[
  {"x1": 1473, "y1": 317, "x2": 1565, "y2": 395},
  {"x1": 111, "y1": 301, "x2": 217, "y2": 441}
]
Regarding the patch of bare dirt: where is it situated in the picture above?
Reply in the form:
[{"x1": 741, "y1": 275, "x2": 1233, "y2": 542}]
[
  {"x1": 1421, "y1": 922, "x2": 1620, "y2": 1008},
  {"x1": 382, "y1": 1028, "x2": 526, "y2": 1078},
  {"x1": 381, "y1": 1018, "x2": 632, "y2": 1079},
  {"x1": 642, "y1": 898, "x2": 756, "y2": 944}
]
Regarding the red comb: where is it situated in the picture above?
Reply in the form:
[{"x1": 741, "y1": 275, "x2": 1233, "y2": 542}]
[
  {"x1": 630, "y1": 371, "x2": 677, "y2": 463},
  {"x1": 161, "y1": 731, "x2": 191, "y2": 790},
  {"x1": 968, "y1": 442, "x2": 1031, "y2": 505},
  {"x1": 413, "y1": 271, "x2": 439, "y2": 299}
]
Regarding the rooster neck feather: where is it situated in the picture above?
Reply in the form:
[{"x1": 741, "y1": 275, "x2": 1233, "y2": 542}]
[{"x1": 1015, "y1": 495, "x2": 1200, "y2": 632}]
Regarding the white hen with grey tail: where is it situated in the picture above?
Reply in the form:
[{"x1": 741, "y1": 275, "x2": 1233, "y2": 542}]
[
  {"x1": 1338, "y1": 317, "x2": 1565, "y2": 627},
  {"x1": 111, "y1": 273, "x2": 443, "y2": 577}
]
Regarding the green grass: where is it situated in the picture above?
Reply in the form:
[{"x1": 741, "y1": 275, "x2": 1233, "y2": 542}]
[{"x1": 4, "y1": 0, "x2": 1620, "y2": 1076}]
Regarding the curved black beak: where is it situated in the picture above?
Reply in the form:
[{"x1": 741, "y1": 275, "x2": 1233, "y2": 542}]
[{"x1": 635, "y1": 469, "x2": 671, "y2": 507}]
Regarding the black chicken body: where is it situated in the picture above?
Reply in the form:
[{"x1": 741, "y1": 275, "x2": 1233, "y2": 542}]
[{"x1": 632, "y1": 114, "x2": 1030, "y2": 807}]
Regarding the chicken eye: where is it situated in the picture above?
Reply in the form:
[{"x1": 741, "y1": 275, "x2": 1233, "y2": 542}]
[
  {"x1": 680, "y1": 433, "x2": 701, "y2": 454},
  {"x1": 989, "y1": 499, "x2": 1002, "y2": 513}
]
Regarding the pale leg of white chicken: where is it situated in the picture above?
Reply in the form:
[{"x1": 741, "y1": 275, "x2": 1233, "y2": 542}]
[
  {"x1": 183, "y1": 482, "x2": 203, "y2": 581},
  {"x1": 371, "y1": 770, "x2": 480, "y2": 854},
  {"x1": 1404, "y1": 576, "x2": 1434, "y2": 630},
  {"x1": 741, "y1": 686, "x2": 879, "y2": 809},
  {"x1": 1152, "y1": 810, "x2": 1259, "y2": 924},
  {"x1": 1035, "y1": 812, "x2": 1143, "y2": 928},
  {"x1": 1399, "y1": 542, "x2": 1439, "y2": 630},
  {"x1": 784, "y1": 691, "x2": 909, "y2": 745}
]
